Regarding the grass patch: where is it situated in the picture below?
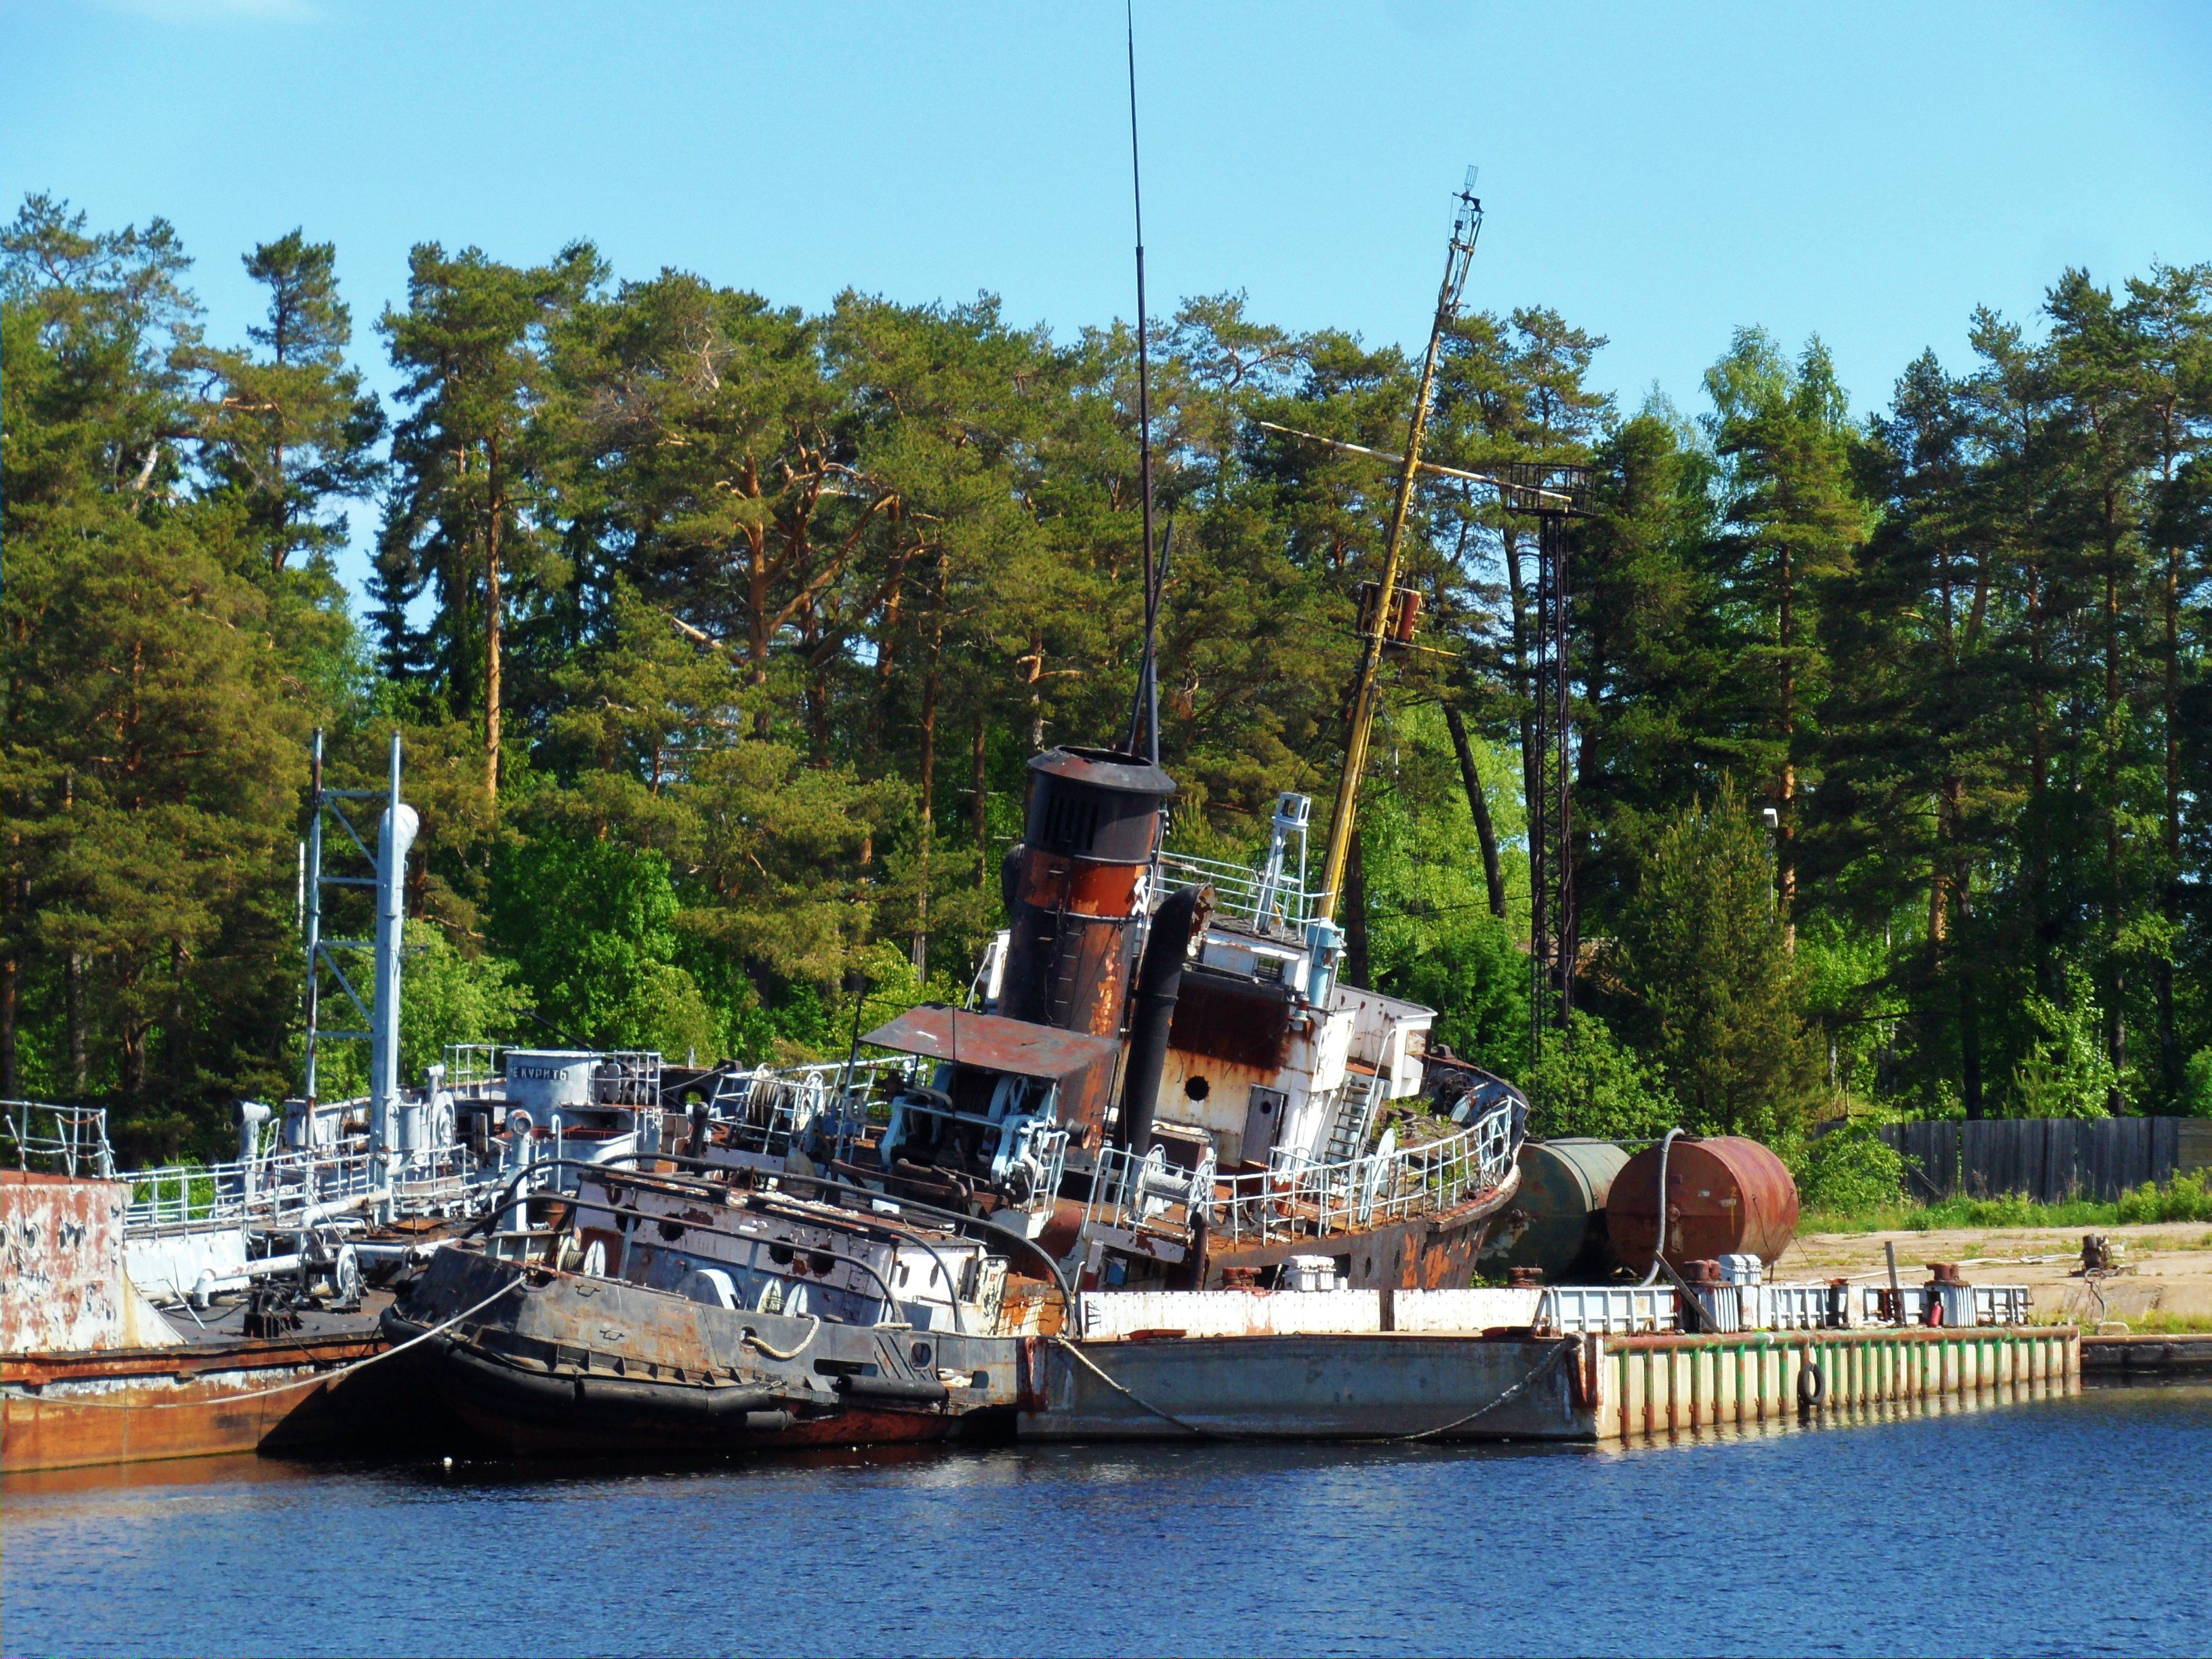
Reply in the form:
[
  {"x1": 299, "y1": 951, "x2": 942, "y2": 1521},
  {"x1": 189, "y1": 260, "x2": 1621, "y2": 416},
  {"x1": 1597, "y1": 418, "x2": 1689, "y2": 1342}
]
[
  {"x1": 1802, "y1": 1170, "x2": 2212, "y2": 1235},
  {"x1": 2078, "y1": 1311, "x2": 2212, "y2": 1336}
]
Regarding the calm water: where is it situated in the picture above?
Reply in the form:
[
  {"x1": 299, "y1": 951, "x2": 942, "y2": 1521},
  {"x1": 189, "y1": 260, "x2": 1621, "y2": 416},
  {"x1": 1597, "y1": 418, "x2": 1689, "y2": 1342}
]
[{"x1": 4, "y1": 1385, "x2": 2207, "y2": 1658}]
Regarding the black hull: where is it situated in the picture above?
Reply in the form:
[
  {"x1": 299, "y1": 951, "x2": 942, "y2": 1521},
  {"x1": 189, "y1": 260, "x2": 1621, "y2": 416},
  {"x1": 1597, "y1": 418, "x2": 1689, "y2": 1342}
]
[{"x1": 384, "y1": 1250, "x2": 1021, "y2": 1459}]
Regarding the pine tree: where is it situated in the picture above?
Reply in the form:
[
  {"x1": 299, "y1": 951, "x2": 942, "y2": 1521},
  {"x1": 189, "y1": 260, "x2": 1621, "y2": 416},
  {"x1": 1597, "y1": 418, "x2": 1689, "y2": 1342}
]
[
  {"x1": 1618, "y1": 779, "x2": 1821, "y2": 1141},
  {"x1": 1702, "y1": 330, "x2": 1870, "y2": 943},
  {"x1": 192, "y1": 230, "x2": 384, "y2": 575},
  {"x1": 377, "y1": 240, "x2": 600, "y2": 799}
]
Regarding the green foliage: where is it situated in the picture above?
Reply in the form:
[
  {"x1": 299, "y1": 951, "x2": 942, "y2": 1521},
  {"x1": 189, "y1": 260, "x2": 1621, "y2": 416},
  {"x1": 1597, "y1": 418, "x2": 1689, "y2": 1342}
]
[
  {"x1": 486, "y1": 831, "x2": 716, "y2": 1061},
  {"x1": 310, "y1": 920, "x2": 531, "y2": 1098},
  {"x1": 396, "y1": 923, "x2": 531, "y2": 1087},
  {"x1": 1358, "y1": 705, "x2": 1528, "y2": 1073},
  {"x1": 2114, "y1": 1169, "x2": 2212, "y2": 1225},
  {"x1": 1793, "y1": 1122, "x2": 1907, "y2": 1214},
  {"x1": 1618, "y1": 778, "x2": 1822, "y2": 1141},
  {"x1": 1804, "y1": 1171, "x2": 2212, "y2": 1233},
  {"x1": 4, "y1": 194, "x2": 2209, "y2": 1165},
  {"x1": 2011, "y1": 964, "x2": 2120, "y2": 1118},
  {"x1": 1522, "y1": 1010, "x2": 1677, "y2": 1141},
  {"x1": 2179, "y1": 1048, "x2": 2212, "y2": 1118}
]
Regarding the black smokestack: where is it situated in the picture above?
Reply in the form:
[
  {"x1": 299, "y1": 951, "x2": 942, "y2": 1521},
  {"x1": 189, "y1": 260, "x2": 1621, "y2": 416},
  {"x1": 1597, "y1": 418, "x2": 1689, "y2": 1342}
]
[{"x1": 1118, "y1": 884, "x2": 1206, "y2": 1153}]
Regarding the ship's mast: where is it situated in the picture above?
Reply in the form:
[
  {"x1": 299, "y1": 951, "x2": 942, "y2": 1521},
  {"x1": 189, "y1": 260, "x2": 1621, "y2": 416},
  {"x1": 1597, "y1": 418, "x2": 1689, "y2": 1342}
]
[
  {"x1": 1315, "y1": 169, "x2": 1483, "y2": 923},
  {"x1": 1121, "y1": 1, "x2": 1166, "y2": 766}
]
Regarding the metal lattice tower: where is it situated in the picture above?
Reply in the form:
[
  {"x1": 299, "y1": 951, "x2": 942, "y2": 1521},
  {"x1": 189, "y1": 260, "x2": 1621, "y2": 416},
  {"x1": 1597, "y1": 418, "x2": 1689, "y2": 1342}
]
[{"x1": 300, "y1": 729, "x2": 407, "y2": 1108}]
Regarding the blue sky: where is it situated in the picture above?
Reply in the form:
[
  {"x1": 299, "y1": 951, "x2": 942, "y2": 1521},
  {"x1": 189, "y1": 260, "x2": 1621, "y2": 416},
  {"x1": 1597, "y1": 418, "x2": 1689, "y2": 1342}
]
[{"x1": 5, "y1": 0, "x2": 2209, "y2": 591}]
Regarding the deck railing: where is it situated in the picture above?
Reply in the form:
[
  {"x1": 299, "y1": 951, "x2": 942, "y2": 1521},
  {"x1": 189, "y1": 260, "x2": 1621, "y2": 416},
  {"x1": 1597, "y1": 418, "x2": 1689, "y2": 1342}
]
[
  {"x1": 121, "y1": 1141, "x2": 489, "y2": 1233},
  {"x1": 443, "y1": 1043, "x2": 508, "y2": 1090},
  {"x1": 1157, "y1": 851, "x2": 1324, "y2": 928},
  {"x1": 1084, "y1": 1141, "x2": 1217, "y2": 1245},
  {"x1": 1206, "y1": 1096, "x2": 1517, "y2": 1250},
  {"x1": 3, "y1": 1101, "x2": 117, "y2": 1179}
]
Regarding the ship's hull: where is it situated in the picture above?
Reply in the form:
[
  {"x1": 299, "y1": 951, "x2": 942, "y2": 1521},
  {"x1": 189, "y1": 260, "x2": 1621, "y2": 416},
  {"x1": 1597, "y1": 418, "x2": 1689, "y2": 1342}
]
[
  {"x1": 385, "y1": 1247, "x2": 1022, "y2": 1459},
  {"x1": 1, "y1": 1330, "x2": 404, "y2": 1473}
]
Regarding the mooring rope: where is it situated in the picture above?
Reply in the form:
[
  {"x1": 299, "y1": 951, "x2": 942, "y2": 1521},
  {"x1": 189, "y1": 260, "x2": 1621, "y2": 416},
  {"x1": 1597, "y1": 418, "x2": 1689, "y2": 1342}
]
[
  {"x1": 11, "y1": 1279, "x2": 524, "y2": 1410},
  {"x1": 742, "y1": 1313, "x2": 821, "y2": 1362},
  {"x1": 1050, "y1": 1333, "x2": 1577, "y2": 1443}
]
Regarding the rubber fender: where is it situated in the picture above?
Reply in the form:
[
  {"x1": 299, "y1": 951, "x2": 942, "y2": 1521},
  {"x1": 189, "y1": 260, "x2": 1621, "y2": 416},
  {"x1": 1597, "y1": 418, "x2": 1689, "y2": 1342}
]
[
  {"x1": 439, "y1": 1338, "x2": 784, "y2": 1424},
  {"x1": 833, "y1": 1372, "x2": 951, "y2": 1407},
  {"x1": 1796, "y1": 1358, "x2": 1827, "y2": 1410}
]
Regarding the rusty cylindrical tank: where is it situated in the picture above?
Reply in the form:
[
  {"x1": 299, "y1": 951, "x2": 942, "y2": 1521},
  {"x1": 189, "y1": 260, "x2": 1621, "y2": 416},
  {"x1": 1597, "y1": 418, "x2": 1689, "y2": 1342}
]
[
  {"x1": 997, "y1": 746, "x2": 1175, "y2": 1038},
  {"x1": 1605, "y1": 1134, "x2": 1799, "y2": 1272},
  {"x1": 1482, "y1": 1139, "x2": 1630, "y2": 1283}
]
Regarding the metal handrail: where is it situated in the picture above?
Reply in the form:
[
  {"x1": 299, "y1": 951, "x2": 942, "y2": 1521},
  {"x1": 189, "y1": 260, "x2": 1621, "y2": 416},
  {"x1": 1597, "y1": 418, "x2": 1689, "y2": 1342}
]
[
  {"x1": 1083, "y1": 1141, "x2": 1217, "y2": 1242},
  {"x1": 1158, "y1": 850, "x2": 1322, "y2": 927},
  {"x1": 1207, "y1": 1098, "x2": 1516, "y2": 1248},
  {"x1": 3, "y1": 1101, "x2": 117, "y2": 1179},
  {"x1": 120, "y1": 1141, "x2": 491, "y2": 1233},
  {"x1": 443, "y1": 1043, "x2": 508, "y2": 1089}
]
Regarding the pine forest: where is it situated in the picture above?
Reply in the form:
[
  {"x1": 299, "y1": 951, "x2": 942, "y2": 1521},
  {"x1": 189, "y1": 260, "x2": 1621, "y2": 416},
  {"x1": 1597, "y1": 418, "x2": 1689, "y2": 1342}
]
[{"x1": 4, "y1": 193, "x2": 2209, "y2": 1169}]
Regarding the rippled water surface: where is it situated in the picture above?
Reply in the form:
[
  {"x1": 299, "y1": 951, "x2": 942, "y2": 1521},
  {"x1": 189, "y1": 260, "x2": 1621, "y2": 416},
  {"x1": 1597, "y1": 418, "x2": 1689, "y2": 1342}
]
[{"x1": 5, "y1": 1384, "x2": 2207, "y2": 1657}]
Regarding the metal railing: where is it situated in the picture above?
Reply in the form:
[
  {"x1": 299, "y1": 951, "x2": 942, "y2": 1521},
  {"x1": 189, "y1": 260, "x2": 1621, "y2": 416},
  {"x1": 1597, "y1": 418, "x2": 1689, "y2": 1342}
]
[
  {"x1": 441, "y1": 1044, "x2": 664, "y2": 1106},
  {"x1": 121, "y1": 1141, "x2": 490, "y2": 1233},
  {"x1": 443, "y1": 1043, "x2": 508, "y2": 1091},
  {"x1": 3, "y1": 1101, "x2": 117, "y2": 1179},
  {"x1": 1158, "y1": 850, "x2": 1324, "y2": 928},
  {"x1": 1206, "y1": 1097, "x2": 1516, "y2": 1249},
  {"x1": 1083, "y1": 1141, "x2": 1216, "y2": 1243}
]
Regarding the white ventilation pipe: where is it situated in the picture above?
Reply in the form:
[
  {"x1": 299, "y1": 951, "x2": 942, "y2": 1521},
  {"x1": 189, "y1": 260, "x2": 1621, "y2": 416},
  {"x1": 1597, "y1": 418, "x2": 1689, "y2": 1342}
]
[{"x1": 368, "y1": 731, "x2": 418, "y2": 1184}]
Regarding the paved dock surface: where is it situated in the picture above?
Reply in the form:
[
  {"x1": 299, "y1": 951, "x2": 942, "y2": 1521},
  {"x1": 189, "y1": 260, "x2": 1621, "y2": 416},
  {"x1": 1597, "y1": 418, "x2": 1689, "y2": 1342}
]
[{"x1": 1774, "y1": 1221, "x2": 2212, "y2": 1328}]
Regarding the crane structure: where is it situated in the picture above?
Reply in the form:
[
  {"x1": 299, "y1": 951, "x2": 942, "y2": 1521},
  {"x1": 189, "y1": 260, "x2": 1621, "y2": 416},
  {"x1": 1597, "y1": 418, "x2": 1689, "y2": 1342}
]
[
  {"x1": 1266, "y1": 164, "x2": 1592, "y2": 1058},
  {"x1": 1498, "y1": 464, "x2": 1590, "y2": 1059},
  {"x1": 1313, "y1": 166, "x2": 1486, "y2": 928}
]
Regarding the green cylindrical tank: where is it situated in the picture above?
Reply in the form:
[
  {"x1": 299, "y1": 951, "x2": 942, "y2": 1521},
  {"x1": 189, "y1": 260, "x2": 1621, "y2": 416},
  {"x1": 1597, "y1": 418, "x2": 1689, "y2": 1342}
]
[{"x1": 1478, "y1": 1138, "x2": 1630, "y2": 1282}]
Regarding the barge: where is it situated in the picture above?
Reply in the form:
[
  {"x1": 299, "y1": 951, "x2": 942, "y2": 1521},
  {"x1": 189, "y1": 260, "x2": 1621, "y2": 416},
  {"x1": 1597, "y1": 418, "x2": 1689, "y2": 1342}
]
[{"x1": 1, "y1": 1168, "x2": 407, "y2": 1473}]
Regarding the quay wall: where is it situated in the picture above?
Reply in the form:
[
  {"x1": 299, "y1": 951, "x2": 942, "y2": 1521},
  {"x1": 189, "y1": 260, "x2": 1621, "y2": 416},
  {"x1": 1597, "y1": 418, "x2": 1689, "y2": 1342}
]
[
  {"x1": 1021, "y1": 1324, "x2": 2081, "y2": 1444},
  {"x1": 1591, "y1": 1324, "x2": 2081, "y2": 1441}
]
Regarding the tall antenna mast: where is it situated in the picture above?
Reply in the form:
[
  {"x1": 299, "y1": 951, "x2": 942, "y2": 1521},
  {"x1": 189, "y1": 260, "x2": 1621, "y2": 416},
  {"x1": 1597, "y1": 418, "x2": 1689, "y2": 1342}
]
[
  {"x1": 1315, "y1": 167, "x2": 1484, "y2": 923},
  {"x1": 1121, "y1": 0, "x2": 1164, "y2": 764}
]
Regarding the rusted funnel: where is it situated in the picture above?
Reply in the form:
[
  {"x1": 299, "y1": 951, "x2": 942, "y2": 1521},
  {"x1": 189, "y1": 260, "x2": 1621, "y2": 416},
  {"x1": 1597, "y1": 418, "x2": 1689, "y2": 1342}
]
[{"x1": 998, "y1": 746, "x2": 1174, "y2": 1038}]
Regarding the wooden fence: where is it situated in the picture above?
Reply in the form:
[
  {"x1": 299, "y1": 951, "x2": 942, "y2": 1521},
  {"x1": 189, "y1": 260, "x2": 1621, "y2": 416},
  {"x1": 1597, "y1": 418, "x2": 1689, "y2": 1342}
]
[{"x1": 1877, "y1": 1118, "x2": 2212, "y2": 1204}]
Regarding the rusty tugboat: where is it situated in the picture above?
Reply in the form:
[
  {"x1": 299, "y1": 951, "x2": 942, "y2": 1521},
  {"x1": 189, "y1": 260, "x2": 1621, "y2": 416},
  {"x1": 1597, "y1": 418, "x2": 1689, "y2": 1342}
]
[
  {"x1": 384, "y1": 156, "x2": 1536, "y2": 1458},
  {"x1": 383, "y1": 741, "x2": 1529, "y2": 1454}
]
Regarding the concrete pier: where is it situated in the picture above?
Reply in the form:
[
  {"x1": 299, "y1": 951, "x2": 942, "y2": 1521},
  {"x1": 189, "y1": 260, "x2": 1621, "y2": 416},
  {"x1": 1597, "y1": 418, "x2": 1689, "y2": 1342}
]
[{"x1": 1592, "y1": 1325, "x2": 2081, "y2": 1440}]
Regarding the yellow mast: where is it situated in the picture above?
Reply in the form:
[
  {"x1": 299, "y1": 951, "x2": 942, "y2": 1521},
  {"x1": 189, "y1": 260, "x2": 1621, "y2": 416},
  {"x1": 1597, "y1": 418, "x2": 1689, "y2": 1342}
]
[{"x1": 1315, "y1": 169, "x2": 1485, "y2": 924}]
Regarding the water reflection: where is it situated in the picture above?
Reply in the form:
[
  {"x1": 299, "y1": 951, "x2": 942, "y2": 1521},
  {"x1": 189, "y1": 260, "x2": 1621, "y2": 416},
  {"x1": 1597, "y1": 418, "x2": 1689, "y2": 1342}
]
[{"x1": 5, "y1": 1385, "x2": 2208, "y2": 1658}]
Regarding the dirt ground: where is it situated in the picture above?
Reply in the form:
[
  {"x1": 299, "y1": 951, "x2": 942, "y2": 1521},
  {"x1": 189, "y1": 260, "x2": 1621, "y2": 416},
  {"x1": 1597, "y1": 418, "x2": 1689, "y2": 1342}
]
[{"x1": 1767, "y1": 1222, "x2": 2212, "y2": 1329}]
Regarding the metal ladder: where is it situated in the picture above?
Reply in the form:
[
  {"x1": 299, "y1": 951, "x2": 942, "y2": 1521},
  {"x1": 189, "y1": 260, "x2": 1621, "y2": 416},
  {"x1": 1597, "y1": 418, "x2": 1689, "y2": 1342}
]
[{"x1": 1322, "y1": 1068, "x2": 1385, "y2": 1166}]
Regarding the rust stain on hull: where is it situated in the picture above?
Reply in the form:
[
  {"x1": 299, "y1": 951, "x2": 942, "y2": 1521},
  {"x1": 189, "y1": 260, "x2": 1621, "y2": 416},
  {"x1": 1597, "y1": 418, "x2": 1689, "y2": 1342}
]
[
  {"x1": 2, "y1": 1334, "x2": 383, "y2": 1473},
  {"x1": 1, "y1": 1171, "x2": 130, "y2": 1354},
  {"x1": 1206, "y1": 1198, "x2": 1505, "y2": 1290}
]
